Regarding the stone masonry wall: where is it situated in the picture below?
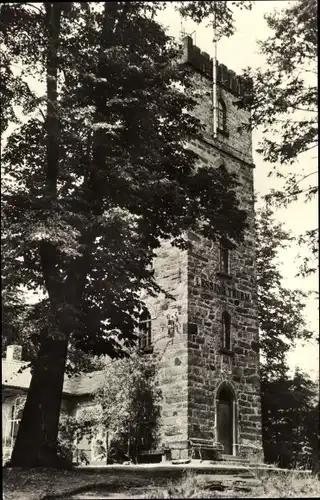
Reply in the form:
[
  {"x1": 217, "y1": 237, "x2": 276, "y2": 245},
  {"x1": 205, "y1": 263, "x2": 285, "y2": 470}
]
[
  {"x1": 143, "y1": 38, "x2": 263, "y2": 460},
  {"x1": 185, "y1": 44, "x2": 263, "y2": 458},
  {"x1": 142, "y1": 241, "x2": 190, "y2": 459}
]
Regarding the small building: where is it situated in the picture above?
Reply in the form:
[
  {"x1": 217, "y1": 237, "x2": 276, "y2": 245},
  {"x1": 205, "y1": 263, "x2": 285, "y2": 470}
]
[{"x1": 2, "y1": 345, "x2": 107, "y2": 464}]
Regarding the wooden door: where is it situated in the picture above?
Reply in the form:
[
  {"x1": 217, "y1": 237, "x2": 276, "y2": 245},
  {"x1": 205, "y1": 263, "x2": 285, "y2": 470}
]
[{"x1": 217, "y1": 399, "x2": 233, "y2": 455}]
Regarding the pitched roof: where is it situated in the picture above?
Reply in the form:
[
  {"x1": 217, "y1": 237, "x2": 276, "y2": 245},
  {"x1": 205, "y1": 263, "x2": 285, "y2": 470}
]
[
  {"x1": 2, "y1": 359, "x2": 106, "y2": 396},
  {"x1": 70, "y1": 369, "x2": 108, "y2": 395}
]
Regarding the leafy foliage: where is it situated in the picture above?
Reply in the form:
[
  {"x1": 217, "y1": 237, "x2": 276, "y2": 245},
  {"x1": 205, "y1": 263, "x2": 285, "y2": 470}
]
[
  {"x1": 248, "y1": 3, "x2": 318, "y2": 467},
  {"x1": 256, "y1": 205, "x2": 313, "y2": 378},
  {"x1": 240, "y1": 0, "x2": 318, "y2": 276},
  {"x1": 59, "y1": 353, "x2": 162, "y2": 464},
  {"x1": 1, "y1": 232, "x2": 39, "y2": 361},
  {"x1": 1, "y1": 289, "x2": 28, "y2": 356},
  {"x1": 256, "y1": 206, "x2": 318, "y2": 470},
  {"x1": 177, "y1": 1, "x2": 253, "y2": 38},
  {"x1": 261, "y1": 369, "x2": 319, "y2": 471}
]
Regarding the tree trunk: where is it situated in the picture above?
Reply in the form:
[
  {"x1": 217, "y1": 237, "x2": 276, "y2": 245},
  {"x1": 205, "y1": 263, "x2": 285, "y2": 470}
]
[
  {"x1": 10, "y1": 330, "x2": 69, "y2": 467},
  {"x1": 9, "y1": 3, "x2": 66, "y2": 467},
  {"x1": 9, "y1": 2, "x2": 120, "y2": 467},
  {"x1": 45, "y1": 1, "x2": 61, "y2": 198}
]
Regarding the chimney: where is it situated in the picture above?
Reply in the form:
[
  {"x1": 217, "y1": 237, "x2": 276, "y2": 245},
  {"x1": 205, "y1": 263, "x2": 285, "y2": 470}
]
[{"x1": 6, "y1": 345, "x2": 22, "y2": 362}]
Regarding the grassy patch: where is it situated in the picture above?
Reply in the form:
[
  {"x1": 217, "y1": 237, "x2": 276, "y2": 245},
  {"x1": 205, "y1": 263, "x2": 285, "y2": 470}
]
[
  {"x1": 252, "y1": 469, "x2": 320, "y2": 498},
  {"x1": 3, "y1": 467, "x2": 320, "y2": 500},
  {"x1": 141, "y1": 473, "x2": 214, "y2": 499},
  {"x1": 141, "y1": 470, "x2": 320, "y2": 499}
]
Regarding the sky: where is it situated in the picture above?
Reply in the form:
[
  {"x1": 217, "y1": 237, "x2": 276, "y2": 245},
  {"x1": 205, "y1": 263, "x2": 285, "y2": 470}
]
[{"x1": 157, "y1": 1, "x2": 319, "y2": 379}]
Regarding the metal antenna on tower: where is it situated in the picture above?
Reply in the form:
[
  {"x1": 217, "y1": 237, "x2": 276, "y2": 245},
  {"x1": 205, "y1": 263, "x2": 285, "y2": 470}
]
[
  {"x1": 180, "y1": 14, "x2": 185, "y2": 41},
  {"x1": 179, "y1": 7, "x2": 197, "y2": 45},
  {"x1": 212, "y1": 1, "x2": 218, "y2": 139}
]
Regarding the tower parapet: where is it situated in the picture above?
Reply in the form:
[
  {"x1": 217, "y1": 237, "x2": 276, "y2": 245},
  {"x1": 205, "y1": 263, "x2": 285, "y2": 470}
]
[{"x1": 181, "y1": 36, "x2": 251, "y2": 98}]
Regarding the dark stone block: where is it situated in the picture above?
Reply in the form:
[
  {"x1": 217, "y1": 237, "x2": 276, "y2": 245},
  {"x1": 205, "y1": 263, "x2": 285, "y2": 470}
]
[
  {"x1": 234, "y1": 347, "x2": 244, "y2": 355},
  {"x1": 247, "y1": 327, "x2": 258, "y2": 333},
  {"x1": 202, "y1": 293, "x2": 213, "y2": 301},
  {"x1": 248, "y1": 415, "x2": 262, "y2": 422},
  {"x1": 183, "y1": 322, "x2": 198, "y2": 335},
  {"x1": 251, "y1": 341, "x2": 259, "y2": 352},
  {"x1": 243, "y1": 368, "x2": 257, "y2": 376},
  {"x1": 188, "y1": 342, "x2": 199, "y2": 349},
  {"x1": 191, "y1": 424, "x2": 200, "y2": 434},
  {"x1": 238, "y1": 341, "x2": 250, "y2": 349},
  {"x1": 189, "y1": 350, "x2": 201, "y2": 359},
  {"x1": 219, "y1": 348, "x2": 234, "y2": 357},
  {"x1": 246, "y1": 375, "x2": 260, "y2": 385},
  {"x1": 241, "y1": 424, "x2": 260, "y2": 433},
  {"x1": 233, "y1": 367, "x2": 243, "y2": 378},
  {"x1": 195, "y1": 336, "x2": 205, "y2": 344},
  {"x1": 165, "y1": 427, "x2": 183, "y2": 437},
  {"x1": 189, "y1": 375, "x2": 204, "y2": 384},
  {"x1": 194, "y1": 394, "x2": 208, "y2": 405},
  {"x1": 242, "y1": 408, "x2": 255, "y2": 415},
  {"x1": 241, "y1": 431, "x2": 260, "y2": 439},
  {"x1": 239, "y1": 401, "x2": 251, "y2": 408}
]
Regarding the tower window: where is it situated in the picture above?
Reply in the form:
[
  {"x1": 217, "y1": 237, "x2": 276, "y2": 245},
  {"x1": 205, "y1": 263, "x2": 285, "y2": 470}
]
[
  {"x1": 139, "y1": 308, "x2": 152, "y2": 351},
  {"x1": 218, "y1": 99, "x2": 227, "y2": 132},
  {"x1": 220, "y1": 239, "x2": 230, "y2": 275},
  {"x1": 222, "y1": 311, "x2": 231, "y2": 350}
]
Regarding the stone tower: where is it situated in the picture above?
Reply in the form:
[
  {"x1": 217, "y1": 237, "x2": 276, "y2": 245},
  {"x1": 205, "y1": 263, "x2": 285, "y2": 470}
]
[{"x1": 141, "y1": 36, "x2": 263, "y2": 461}]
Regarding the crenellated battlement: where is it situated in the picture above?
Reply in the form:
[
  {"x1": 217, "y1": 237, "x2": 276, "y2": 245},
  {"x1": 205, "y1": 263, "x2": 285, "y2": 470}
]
[{"x1": 181, "y1": 36, "x2": 251, "y2": 98}]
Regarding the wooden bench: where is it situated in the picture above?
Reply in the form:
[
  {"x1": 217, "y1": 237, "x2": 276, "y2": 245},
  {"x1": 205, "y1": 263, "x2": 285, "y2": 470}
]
[
  {"x1": 189, "y1": 438, "x2": 223, "y2": 461},
  {"x1": 137, "y1": 447, "x2": 171, "y2": 464}
]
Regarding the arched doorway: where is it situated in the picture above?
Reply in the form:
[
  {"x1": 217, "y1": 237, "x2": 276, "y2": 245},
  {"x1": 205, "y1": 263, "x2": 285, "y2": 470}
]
[{"x1": 216, "y1": 385, "x2": 234, "y2": 455}]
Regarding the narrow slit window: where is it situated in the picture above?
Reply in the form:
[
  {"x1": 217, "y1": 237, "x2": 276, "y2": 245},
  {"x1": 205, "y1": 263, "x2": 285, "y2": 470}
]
[
  {"x1": 222, "y1": 311, "x2": 231, "y2": 350},
  {"x1": 139, "y1": 309, "x2": 152, "y2": 350},
  {"x1": 218, "y1": 99, "x2": 227, "y2": 131},
  {"x1": 220, "y1": 240, "x2": 230, "y2": 275}
]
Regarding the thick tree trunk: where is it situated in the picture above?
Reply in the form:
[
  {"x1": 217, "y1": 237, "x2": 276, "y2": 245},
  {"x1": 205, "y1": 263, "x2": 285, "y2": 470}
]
[
  {"x1": 9, "y1": 3, "x2": 66, "y2": 468},
  {"x1": 9, "y1": 2, "x2": 121, "y2": 467},
  {"x1": 10, "y1": 330, "x2": 69, "y2": 467}
]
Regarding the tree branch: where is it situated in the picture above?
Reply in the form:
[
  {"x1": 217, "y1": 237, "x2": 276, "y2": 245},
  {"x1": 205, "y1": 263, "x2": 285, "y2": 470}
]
[
  {"x1": 113, "y1": 2, "x2": 131, "y2": 37},
  {"x1": 294, "y1": 171, "x2": 318, "y2": 187},
  {"x1": 292, "y1": 107, "x2": 317, "y2": 113},
  {"x1": 25, "y1": 3, "x2": 44, "y2": 15}
]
